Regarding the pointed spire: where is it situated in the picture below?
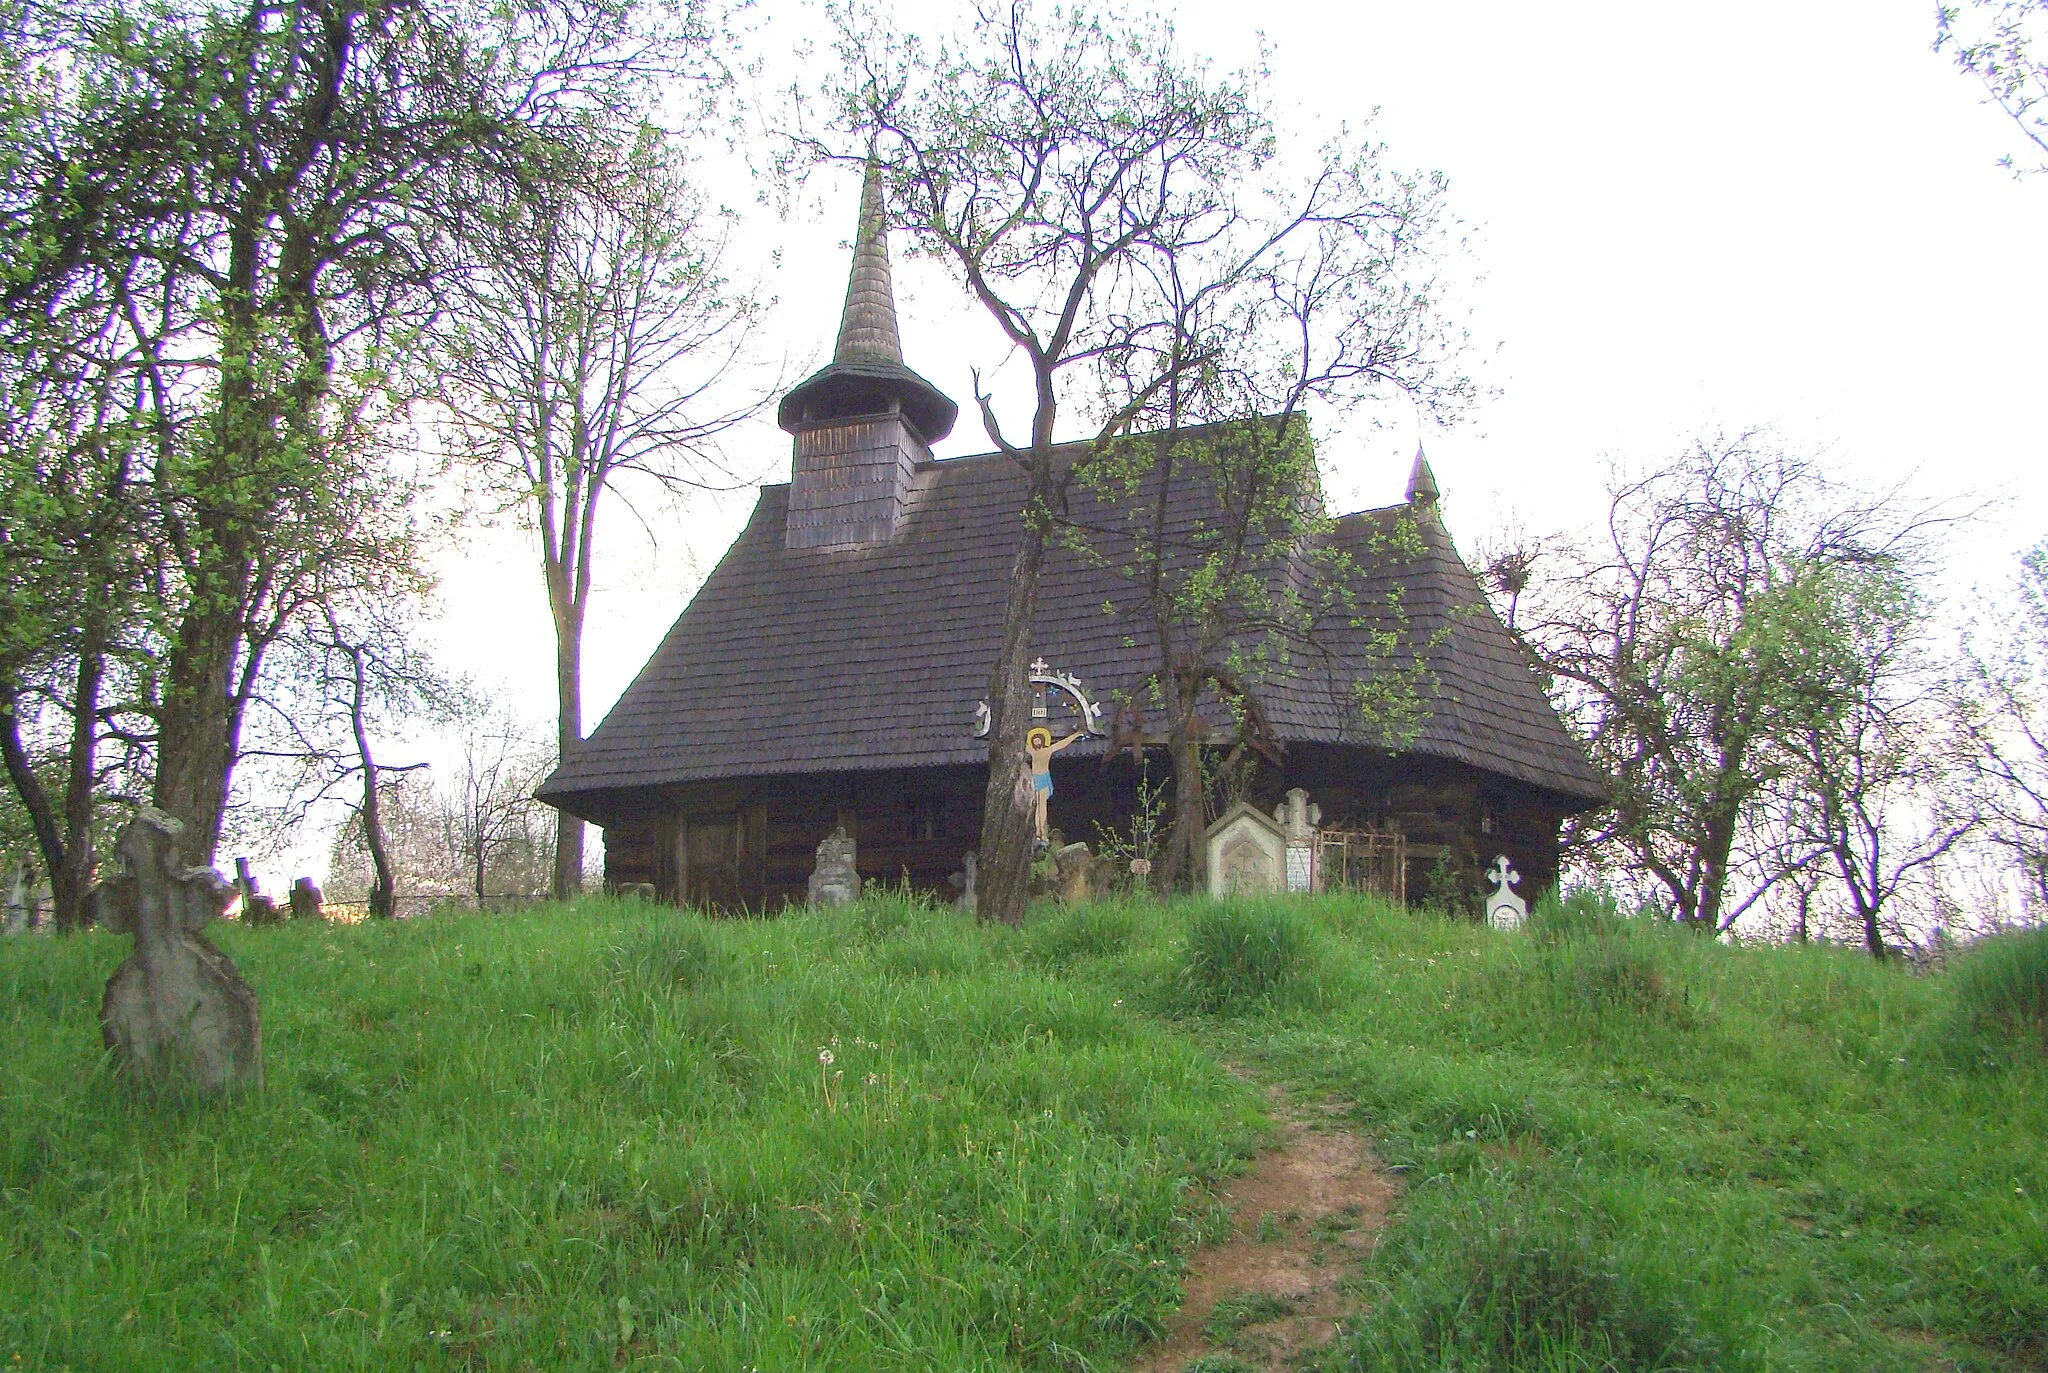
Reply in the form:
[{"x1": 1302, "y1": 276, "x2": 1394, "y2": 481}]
[
  {"x1": 776, "y1": 157, "x2": 956, "y2": 442},
  {"x1": 1406, "y1": 443, "x2": 1440, "y2": 505},
  {"x1": 833, "y1": 157, "x2": 903, "y2": 365}
]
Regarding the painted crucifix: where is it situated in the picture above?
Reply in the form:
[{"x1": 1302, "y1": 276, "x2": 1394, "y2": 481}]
[
  {"x1": 976, "y1": 657, "x2": 1106, "y2": 848},
  {"x1": 1025, "y1": 724, "x2": 1086, "y2": 844}
]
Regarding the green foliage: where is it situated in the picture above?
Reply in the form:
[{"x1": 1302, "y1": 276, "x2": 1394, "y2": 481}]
[
  {"x1": 1023, "y1": 899, "x2": 1141, "y2": 968},
  {"x1": 1942, "y1": 924, "x2": 2048, "y2": 1056},
  {"x1": 1339, "y1": 1210, "x2": 1713, "y2": 1370},
  {"x1": 604, "y1": 917, "x2": 732, "y2": 994},
  {"x1": 1177, "y1": 901, "x2": 1318, "y2": 1013},
  {"x1": 1204, "y1": 1287, "x2": 1300, "y2": 1339}
]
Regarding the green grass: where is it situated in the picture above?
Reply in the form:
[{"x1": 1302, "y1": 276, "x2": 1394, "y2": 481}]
[
  {"x1": 0, "y1": 897, "x2": 1257, "y2": 1371},
  {"x1": 2, "y1": 891, "x2": 2044, "y2": 1370}
]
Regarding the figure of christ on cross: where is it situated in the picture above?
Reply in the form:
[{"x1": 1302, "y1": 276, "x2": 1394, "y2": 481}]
[{"x1": 1025, "y1": 724, "x2": 1086, "y2": 847}]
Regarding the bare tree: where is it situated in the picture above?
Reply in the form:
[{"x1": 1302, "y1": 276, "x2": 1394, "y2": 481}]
[
  {"x1": 445, "y1": 710, "x2": 557, "y2": 909},
  {"x1": 1522, "y1": 435, "x2": 1953, "y2": 934},
  {"x1": 234, "y1": 584, "x2": 453, "y2": 919},
  {"x1": 442, "y1": 126, "x2": 762, "y2": 903},
  {"x1": 1961, "y1": 541, "x2": 2048, "y2": 909},
  {"x1": 818, "y1": 1, "x2": 1467, "y2": 920},
  {"x1": 1080, "y1": 154, "x2": 1467, "y2": 889},
  {"x1": 1780, "y1": 564, "x2": 1982, "y2": 958}
]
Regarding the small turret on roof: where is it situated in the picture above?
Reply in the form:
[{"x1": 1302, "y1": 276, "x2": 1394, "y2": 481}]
[
  {"x1": 776, "y1": 158, "x2": 957, "y2": 443},
  {"x1": 1406, "y1": 444, "x2": 1440, "y2": 505}
]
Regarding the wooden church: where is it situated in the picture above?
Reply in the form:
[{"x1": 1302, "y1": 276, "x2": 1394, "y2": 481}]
[{"x1": 535, "y1": 170, "x2": 1605, "y2": 910}]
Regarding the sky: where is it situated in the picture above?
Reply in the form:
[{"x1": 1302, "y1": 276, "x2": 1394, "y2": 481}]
[{"x1": 276, "y1": 0, "x2": 2048, "y2": 883}]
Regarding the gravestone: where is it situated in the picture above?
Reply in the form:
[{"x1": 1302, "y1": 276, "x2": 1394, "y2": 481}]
[
  {"x1": 949, "y1": 851, "x2": 978, "y2": 916},
  {"x1": 1052, "y1": 841, "x2": 1094, "y2": 904},
  {"x1": 4, "y1": 859, "x2": 33, "y2": 934},
  {"x1": 1484, "y1": 856, "x2": 1528, "y2": 931},
  {"x1": 288, "y1": 877, "x2": 325, "y2": 922},
  {"x1": 807, "y1": 826, "x2": 860, "y2": 907},
  {"x1": 98, "y1": 808, "x2": 263, "y2": 1094},
  {"x1": 1205, "y1": 802, "x2": 1288, "y2": 897},
  {"x1": 234, "y1": 858, "x2": 281, "y2": 925},
  {"x1": 1274, "y1": 787, "x2": 1322, "y2": 892}
]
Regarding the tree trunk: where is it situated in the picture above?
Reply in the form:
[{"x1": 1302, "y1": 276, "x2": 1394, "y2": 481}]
[
  {"x1": 975, "y1": 509, "x2": 1053, "y2": 926},
  {"x1": 552, "y1": 622, "x2": 584, "y2": 902},
  {"x1": 153, "y1": 603, "x2": 244, "y2": 865},
  {"x1": 51, "y1": 631, "x2": 104, "y2": 932},
  {"x1": 1861, "y1": 900, "x2": 1885, "y2": 960},
  {"x1": 156, "y1": 260, "x2": 263, "y2": 867},
  {"x1": 1691, "y1": 809, "x2": 1737, "y2": 933},
  {"x1": 343, "y1": 643, "x2": 396, "y2": 919},
  {"x1": 0, "y1": 679, "x2": 66, "y2": 886},
  {"x1": 1160, "y1": 725, "x2": 1205, "y2": 894}
]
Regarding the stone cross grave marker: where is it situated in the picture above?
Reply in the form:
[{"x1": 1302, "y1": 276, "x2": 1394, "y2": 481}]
[
  {"x1": 1484, "y1": 855, "x2": 1528, "y2": 931},
  {"x1": 98, "y1": 808, "x2": 263, "y2": 1094}
]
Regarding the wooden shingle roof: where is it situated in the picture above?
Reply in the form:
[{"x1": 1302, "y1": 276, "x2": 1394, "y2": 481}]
[{"x1": 538, "y1": 440, "x2": 1607, "y2": 818}]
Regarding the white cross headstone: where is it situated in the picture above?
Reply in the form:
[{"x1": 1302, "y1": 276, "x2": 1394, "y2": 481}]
[
  {"x1": 1273, "y1": 788, "x2": 1321, "y2": 892},
  {"x1": 1484, "y1": 855, "x2": 1527, "y2": 931}
]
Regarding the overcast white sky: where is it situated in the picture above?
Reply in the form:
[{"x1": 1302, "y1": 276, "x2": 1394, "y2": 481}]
[{"x1": 290, "y1": 0, "x2": 2045, "y2": 883}]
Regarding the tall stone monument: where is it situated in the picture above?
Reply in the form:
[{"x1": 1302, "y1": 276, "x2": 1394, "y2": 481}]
[{"x1": 98, "y1": 808, "x2": 263, "y2": 1094}]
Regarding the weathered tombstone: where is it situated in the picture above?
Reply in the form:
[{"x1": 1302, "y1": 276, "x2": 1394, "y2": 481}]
[
  {"x1": 1274, "y1": 787, "x2": 1322, "y2": 892},
  {"x1": 1205, "y1": 802, "x2": 1288, "y2": 897},
  {"x1": 234, "y1": 857, "x2": 281, "y2": 925},
  {"x1": 98, "y1": 808, "x2": 263, "y2": 1094},
  {"x1": 1484, "y1": 855, "x2": 1528, "y2": 931},
  {"x1": 3, "y1": 859, "x2": 32, "y2": 934},
  {"x1": 288, "y1": 876, "x2": 325, "y2": 922},
  {"x1": 949, "y1": 851, "x2": 978, "y2": 916},
  {"x1": 1052, "y1": 841, "x2": 1094, "y2": 904},
  {"x1": 807, "y1": 826, "x2": 860, "y2": 907}
]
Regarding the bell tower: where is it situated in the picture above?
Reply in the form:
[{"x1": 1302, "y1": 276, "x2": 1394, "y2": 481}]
[{"x1": 776, "y1": 160, "x2": 957, "y2": 550}]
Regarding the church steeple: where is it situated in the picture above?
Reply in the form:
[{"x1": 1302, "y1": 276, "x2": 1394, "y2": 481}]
[
  {"x1": 777, "y1": 159, "x2": 958, "y2": 551},
  {"x1": 776, "y1": 158, "x2": 957, "y2": 445}
]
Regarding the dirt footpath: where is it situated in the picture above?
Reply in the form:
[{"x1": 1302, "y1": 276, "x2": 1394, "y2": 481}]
[{"x1": 1134, "y1": 1088, "x2": 1396, "y2": 1372}]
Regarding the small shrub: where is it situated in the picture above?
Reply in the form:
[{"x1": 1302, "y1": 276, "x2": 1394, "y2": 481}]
[
  {"x1": 1526, "y1": 888, "x2": 1629, "y2": 947},
  {"x1": 876, "y1": 925, "x2": 984, "y2": 980},
  {"x1": 1177, "y1": 903, "x2": 1315, "y2": 1013},
  {"x1": 1025, "y1": 901, "x2": 1139, "y2": 967},
  {"x1": 1564, "y1": 940, "x2": 1671, "y2": 1015},
  {"x1": 1203, "y1": 1288, "x2": 1299, "y2": 1339},
  {"x1": 1344, "y1": 1217, "x2": 1714, "y2": 1370},
  {"x1": 606, "y1": 919, "x2": 729, "y2": 994},
  {"x1": 1945, "y1": 925, "x2": 2048, "y2": 1055}
]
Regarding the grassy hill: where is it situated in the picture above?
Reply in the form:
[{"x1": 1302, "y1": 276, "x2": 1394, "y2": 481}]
[{"x1": 1, "y1": 893, "x2": 2042, "y2": 1371}]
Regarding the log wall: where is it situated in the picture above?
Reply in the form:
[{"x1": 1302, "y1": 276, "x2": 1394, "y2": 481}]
[{"x1": 596, "y1": 747, "x2": 1574, "y2": 915}]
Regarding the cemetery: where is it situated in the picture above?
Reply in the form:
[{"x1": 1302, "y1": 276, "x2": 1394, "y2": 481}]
[{"x1": 3, "y1": 3, "x2": 2046, "y2": 1370}]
